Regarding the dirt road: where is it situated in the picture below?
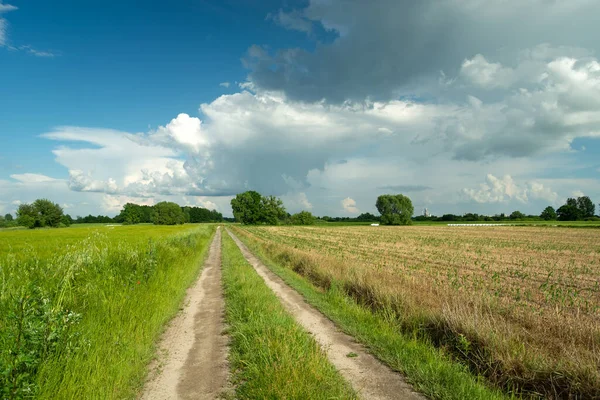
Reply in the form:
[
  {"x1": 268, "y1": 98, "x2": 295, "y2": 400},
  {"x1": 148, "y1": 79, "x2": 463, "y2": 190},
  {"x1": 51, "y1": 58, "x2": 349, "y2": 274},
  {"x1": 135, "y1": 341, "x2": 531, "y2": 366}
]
[
  {"x1": 140, "y1": 227, "x2": 229, "y2": 400},
  {"x1": 227, "y1": 229, "x2": 423, "y2": 400}
]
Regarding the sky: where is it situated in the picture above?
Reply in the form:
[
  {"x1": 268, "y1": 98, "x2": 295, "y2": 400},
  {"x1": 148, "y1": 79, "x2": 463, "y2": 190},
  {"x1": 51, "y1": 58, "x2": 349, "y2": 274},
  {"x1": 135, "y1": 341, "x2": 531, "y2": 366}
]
[{"x1": 1, "y1": 0, "x2": 600, "y2": 218}]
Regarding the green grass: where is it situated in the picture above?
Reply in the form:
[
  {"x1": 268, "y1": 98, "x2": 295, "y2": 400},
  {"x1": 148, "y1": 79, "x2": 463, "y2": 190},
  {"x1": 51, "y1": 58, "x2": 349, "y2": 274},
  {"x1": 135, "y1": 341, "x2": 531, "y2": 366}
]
[
  {"x1": 0, "y1": 223, "x2": 203, "y2": 259},
  {"x1": 231, "y1": 227, "x2": 511, "y2": 400},
  {"x1": 221, "y1": 231, "x2": 357, "y2": 399},
  {"x1": 0, "y1": 224, "x2": 215, "y2": 399}
]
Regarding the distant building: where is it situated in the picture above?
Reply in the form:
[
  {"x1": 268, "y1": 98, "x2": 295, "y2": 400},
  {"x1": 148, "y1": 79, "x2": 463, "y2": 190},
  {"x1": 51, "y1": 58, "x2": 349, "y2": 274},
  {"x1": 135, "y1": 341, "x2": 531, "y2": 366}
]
[{"x1": 423, "y1": 208, "x2": 430, "y2": 217}]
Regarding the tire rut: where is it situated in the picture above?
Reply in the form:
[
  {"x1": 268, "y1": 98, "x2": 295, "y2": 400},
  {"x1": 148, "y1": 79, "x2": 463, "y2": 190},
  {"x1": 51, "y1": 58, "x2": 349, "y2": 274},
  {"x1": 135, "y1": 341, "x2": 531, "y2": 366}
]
[
  {"x1": 140, "y1": 227, "x2": 230, "y2": 400},
  {"x1": 226, "y1": 229, "x2": 423, "y2": 400}
]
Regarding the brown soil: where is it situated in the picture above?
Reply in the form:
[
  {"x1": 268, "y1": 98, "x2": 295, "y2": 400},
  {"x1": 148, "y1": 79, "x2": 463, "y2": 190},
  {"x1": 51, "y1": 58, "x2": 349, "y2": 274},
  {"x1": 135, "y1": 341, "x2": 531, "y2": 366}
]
[
  {"x1": 227, "y1": 229, "x2": 423, "y2": 400},
  {"x1": 140, "y1": 227, "x2": 230, "y2": 400}
]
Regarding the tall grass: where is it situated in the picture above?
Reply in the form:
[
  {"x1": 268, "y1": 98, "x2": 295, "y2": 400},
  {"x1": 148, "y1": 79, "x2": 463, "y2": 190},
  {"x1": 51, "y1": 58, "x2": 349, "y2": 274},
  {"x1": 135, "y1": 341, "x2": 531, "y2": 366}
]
[
  {"x1": 0, "y1": 225, "x2": 215, "y2": 399},
  {"x1": 221, "y1": 231, "x2": 356, "y2": 399}
]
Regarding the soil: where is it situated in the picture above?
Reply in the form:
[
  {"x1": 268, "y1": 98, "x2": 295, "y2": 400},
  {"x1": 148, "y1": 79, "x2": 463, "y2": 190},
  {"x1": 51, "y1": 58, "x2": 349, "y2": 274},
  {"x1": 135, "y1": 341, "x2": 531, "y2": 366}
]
[
  {"x1": 227, "y1": 229, "x2": 423, "y2": 400},
  {"x1": 140, "y1": 227, "x2": 230, "y2": 400}
]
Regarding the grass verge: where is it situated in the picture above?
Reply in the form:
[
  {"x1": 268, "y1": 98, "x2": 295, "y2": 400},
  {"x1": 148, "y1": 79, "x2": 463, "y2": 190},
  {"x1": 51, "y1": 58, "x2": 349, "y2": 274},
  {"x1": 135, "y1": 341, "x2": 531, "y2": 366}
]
[
  {"x1": 231, "y1": 227, "x2": 511, "y2": 400},
  {"x1": 221, "y1": 231, "x2": 356, "y2": 399},
  {"x1": 0, "y1": 225, "x2": 215, "y2": 399}
]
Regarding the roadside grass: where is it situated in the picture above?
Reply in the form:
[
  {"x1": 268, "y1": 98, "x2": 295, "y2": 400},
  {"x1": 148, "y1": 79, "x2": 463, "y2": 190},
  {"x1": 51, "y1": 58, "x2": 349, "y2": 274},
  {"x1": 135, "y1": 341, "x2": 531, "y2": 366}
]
[
  {"x1": 0, "y1": 225, "x2": 215, "y2": 399},
  {"x1": 231, "y1": 227, "x2": 510, "y2": 400},
  {"x1": 0, "y1": 223, "x2": 203, "y2": 259},
  {"x1": 221, "y1": 231, "x2": 357, "y2": 399}
]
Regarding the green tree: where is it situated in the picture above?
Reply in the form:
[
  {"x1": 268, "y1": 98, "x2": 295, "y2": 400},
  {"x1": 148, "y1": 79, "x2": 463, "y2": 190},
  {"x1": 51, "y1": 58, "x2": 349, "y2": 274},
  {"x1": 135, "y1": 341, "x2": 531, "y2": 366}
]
[
  {"x1": 33, "y1": 199, "x2": 63, "y2": 227},
  {"x1": 375, "y1": 194, "x2": 414, "y2": 225},
  {"x1": 261, "y1": 195, "x2": 287, "y2": 225},
  {"x1": 16, "y1": 199, "x2": 64, "y2": 229},
  {"x1": 4, "y1": 213, "x2": 13, "y2": 221},
  {"x1": 153, "y1": 202, "x2": 185, "y2": 225},
  {"x1": 576, "y1": 196, "x2": 595, "y2": 218},
  {"x1": 557, "y1": 201, "x2": 580, "y2": 221},
  {"x1": 291, "y1": 211, "x2": 316, "y2": 225},
  {"x1": 509, "y1": 210, "x2": 525, "y2": 220},
  {"x1": 62, "y1": 214, "x2": 74, "y2": 226},
  {"x1": 118, "y1": 203, "x2": 143, "y2": 224},
  {"x1": 540, "y1": 206, "x2": 557, "y2": 221},
  {"x1": 231, "y1": 191, "x2": 264, "y2": 224}
]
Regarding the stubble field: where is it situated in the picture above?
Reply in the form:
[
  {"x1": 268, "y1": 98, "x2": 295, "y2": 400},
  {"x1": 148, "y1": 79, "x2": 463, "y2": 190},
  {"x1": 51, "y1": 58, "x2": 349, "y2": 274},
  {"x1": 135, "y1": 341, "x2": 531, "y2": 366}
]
[{"x1": 235, "y1": 225, "x2": 600, "y2": 398}]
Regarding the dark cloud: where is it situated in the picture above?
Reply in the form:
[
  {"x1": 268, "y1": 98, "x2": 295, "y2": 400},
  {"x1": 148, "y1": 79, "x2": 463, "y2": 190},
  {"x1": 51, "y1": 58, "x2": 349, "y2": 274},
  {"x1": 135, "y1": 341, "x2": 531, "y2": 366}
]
[{"x1": 246, "y1": 0, "x2": 600, "y2": 103}]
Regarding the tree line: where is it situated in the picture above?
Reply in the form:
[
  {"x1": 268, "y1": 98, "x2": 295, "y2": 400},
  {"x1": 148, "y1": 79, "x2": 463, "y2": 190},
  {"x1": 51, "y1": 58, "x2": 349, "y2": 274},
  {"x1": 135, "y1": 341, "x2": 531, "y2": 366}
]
[
  {"x1": 230, "y1": 191, "x2": 413, "y2": 226},
  {"x1": 5, "y1": 193, "x2": 598, "y2": 230},
  {"x1": 11, "y1": 199, "x2": 223, "y2": 229},
  {"x1": 414, "y1": 196, "x2": 598, "y2": 223}
]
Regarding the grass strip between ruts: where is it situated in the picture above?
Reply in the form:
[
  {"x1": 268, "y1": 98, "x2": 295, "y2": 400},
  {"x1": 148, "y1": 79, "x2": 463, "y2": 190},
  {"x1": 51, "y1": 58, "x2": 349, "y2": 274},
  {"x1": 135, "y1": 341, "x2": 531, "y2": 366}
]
[
  {"x1": 232, "y1": 227, "x2": 512, "y2": 400},
  {"x1": 221, "y1": 231, "x2": 357, "y2": 399}
]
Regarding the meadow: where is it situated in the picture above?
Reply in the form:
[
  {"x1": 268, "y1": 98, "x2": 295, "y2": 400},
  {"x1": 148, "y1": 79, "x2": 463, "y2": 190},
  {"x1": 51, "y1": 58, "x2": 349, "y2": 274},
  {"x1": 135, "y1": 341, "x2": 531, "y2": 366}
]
[
  {"x1": 234, "y1": 225, "x2": 600, "y2": 398},
  {"x1": 0, "y1": 224, "x2": 215, "y2": 399}
]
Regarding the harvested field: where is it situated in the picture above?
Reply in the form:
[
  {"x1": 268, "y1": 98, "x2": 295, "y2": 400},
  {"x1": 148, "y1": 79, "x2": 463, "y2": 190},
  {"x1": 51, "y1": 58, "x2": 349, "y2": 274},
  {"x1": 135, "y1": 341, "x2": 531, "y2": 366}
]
[{"x1": 235, "y1": 225, "x2": 600, "y2": 398}]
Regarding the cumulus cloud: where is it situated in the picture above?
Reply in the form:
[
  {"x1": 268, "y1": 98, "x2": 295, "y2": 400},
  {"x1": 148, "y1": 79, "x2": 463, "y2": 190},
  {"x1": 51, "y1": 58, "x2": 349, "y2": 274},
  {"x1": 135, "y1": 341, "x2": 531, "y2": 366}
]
[
  {"x1": 463, "y1": 174, "x2": 558, "y2": 204},
  {"x1": 219, "y1": 82, "x2": 230, "y2": 88},
  {"x1": 459, "y1": 54, "x2": 515, "y2": 89},
  {"x1": 69, "y1": 170, "x2": 118, "y2": 194},
  {"x1": 341, "y1": 197, "x2": 359, "y2": 214},
  {"x1": 281, "y1": 192, "x2": 313, "y2": 213}
]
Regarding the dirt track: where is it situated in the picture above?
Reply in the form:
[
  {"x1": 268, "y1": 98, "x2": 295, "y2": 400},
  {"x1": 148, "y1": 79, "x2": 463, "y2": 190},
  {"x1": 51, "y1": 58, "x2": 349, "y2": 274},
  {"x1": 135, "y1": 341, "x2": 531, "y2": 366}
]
[
  {"x1": 140, "y1": 227, "x2": 229, "y2": 400},
  {"x1": 227, "y1": 229, "x2": 423, "y2": 400}
]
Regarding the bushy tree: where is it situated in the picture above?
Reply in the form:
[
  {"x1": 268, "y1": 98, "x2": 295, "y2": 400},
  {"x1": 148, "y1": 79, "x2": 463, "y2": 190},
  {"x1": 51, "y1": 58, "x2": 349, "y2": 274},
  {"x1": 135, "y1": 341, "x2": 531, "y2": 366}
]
[
  {"x1": 576, "y1": 196, "x2": 595, "y2": 218},
  {"x1": 153, "y1": 202, "x2": 185, "y2": 225},
  {"x1": 261, "y1": 195, "x2": 287, "y2": 225},
  {"x1": 540, "y1": 206, "x2": 557, "y2": 221},
  {"x1": 231, "y1": 191, "x2": 287, "y2": 225},
  {"x1": 231, "y1": 191, "x2": 263, "y2": 224},
  {"x1": 509, "y1": 210, "x2": 525, "y2": 220},
  {"x1": 291, "y1": 211, "x2": 316, "y2": 225},
  {"x1": 4, "y1": 213, "x2": 13, "y2": 221},
  {"x1": 556, "y1": 196, "x2": 596, "y2": 221},
  {"x1": 557, "y1": 199, "x2": 580, "y2": 221},
  {"x1": 375, "y1": 194, "x2": 414, "y2": 225},
  {"x1": 16, "y1": 199, "x2": 64, "y2": 229},
  {"x1": 356, "y1": 212, "x2": 380, "y2": 222}
]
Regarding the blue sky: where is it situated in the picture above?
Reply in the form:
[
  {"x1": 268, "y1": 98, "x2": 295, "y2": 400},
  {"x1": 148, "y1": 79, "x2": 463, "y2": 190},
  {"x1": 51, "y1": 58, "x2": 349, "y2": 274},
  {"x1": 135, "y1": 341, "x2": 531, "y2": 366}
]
[{"x1": 1, "y1": 0, "x2": 600, "y2": 217}]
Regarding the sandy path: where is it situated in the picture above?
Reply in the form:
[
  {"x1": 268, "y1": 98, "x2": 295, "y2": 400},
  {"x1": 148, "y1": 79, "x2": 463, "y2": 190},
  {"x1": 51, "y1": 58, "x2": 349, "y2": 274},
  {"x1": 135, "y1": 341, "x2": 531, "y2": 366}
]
[
  {"x1": 227, "y1": 229, "x2": 423, "y2": 400},
  {"x1": 141, "y1": 227, "x2": 229, "y2": 400}
]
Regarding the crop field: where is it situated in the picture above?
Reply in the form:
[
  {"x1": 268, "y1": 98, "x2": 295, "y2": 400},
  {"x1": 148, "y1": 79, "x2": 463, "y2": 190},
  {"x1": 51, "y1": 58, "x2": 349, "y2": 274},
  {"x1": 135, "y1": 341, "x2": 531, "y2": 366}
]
[
  {"x1": 234, "y1": 225, "x2": 600, "y2": 398},
  {"x1": 0, "y1": 224, "x2": 215, "y2": 399}
]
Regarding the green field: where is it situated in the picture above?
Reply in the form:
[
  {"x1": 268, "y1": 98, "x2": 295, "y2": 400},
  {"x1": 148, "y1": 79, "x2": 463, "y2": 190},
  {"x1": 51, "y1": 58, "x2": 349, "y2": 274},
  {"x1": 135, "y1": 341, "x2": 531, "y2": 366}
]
[{"x1": 0, "y1": 224, "x2": 215, "y2": 399}]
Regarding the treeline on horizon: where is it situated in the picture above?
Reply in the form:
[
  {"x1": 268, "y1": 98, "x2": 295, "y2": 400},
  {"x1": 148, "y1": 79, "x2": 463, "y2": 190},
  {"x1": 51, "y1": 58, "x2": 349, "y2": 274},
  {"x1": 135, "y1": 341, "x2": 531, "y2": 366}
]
[
  {"x1": 2, "y1": 194, "x2": 598, "y2": 229},
  {"x1": 3, "y1": 200, "x2": 225, "y2": 229}
]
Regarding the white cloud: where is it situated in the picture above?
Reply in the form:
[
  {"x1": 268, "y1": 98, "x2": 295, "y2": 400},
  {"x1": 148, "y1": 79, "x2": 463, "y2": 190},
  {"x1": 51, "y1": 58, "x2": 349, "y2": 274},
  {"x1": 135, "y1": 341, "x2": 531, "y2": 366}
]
[
  {"x1": 341, "y1": 197, "x2": 359, "y2": 214},
  {"x1": 572, "y1": 190, "x2": 585, "y2": 198},
  {"x1": 0, "y1": 2, "x2": 17, "y2": 13},
  {"x1": 267, "y1": 9, "x2": 313, "y2": 34},
  {"x1": 219, "y1": 82, "x2": 230, "y2": 88},
  {"x1": 102, "y1": 195, "x2": 155, "y2": 214},
  {"x1": 463, "y1": 174, "x2": 558, "y2": 205},
  {"x1": 69, "y1": 170, "x2": 118, "y2": 194},
  {"x1": 281, "y1": 192, "x2": 313, "y2": 213},
  {"x1": 10, "y1": 173, "x2": 61, "y2": 183},
  {"x1": 459, "y1": 54, "x2": 514, "y2": 89}
]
